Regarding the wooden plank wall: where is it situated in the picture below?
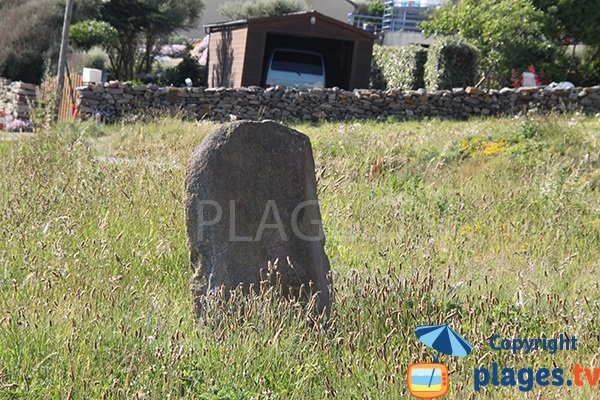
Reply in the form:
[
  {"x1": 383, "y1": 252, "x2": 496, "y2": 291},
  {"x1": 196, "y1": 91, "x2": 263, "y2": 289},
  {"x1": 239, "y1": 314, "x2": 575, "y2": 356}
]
[
  {"x1": 41, "y1": 73, "x2": 83, "y2": 121},
  {"x1": 208, "y1": 28, "x2": 248, "y2": 87},
  {"x1": 59, "y1": 73, "x2": 83, "y2": 121}
]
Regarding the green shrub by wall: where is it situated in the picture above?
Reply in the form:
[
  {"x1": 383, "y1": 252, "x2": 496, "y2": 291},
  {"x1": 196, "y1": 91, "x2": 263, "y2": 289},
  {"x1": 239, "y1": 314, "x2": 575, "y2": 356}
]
[
  {"x1": 424, "y1": 36, "x2": 479, "y2": 91},
  {"x1": 371, "y1": 44, "x2": 427, "y2": 90},
  {"x1": 159, "y1": 54, "x2": 207, "y2": 87}
]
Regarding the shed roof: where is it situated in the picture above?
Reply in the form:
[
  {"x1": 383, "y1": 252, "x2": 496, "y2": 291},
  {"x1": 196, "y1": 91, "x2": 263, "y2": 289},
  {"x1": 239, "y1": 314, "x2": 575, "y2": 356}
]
[{"x1": 204, "y1": 10, "x2": 375, "y2": 41}]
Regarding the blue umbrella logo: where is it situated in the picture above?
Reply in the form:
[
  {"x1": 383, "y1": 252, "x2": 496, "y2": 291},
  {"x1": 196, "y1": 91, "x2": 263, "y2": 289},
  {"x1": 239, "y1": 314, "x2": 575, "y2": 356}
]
[
  {"x1": 415, "y1": 324, "x2": 473, "y2": 358},
  {"x1": 408, "y1": 325, "x2": 472, "y2": 398}
]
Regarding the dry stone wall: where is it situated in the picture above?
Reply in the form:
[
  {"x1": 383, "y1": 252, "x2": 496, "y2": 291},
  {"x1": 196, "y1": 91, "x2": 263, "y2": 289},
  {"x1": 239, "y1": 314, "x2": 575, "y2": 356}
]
[
  {"x1": 76, "y1": 83, "x2": 600, "y2": 122},
  {"x1": 0, "y1": 78, "x2": 37, "y2": 119}
]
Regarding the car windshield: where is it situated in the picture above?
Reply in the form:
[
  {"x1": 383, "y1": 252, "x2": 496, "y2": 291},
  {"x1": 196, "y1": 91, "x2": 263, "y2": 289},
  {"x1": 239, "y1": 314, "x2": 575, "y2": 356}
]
[{"x1": 271, "y1": 51, "x2": 323, "y2": 75}]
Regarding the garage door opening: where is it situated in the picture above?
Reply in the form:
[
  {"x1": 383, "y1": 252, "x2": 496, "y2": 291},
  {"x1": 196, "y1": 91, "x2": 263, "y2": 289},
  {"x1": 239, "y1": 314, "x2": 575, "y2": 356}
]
[{"x1": 262, "y1": 33, "x2": 355, "y2": 90}]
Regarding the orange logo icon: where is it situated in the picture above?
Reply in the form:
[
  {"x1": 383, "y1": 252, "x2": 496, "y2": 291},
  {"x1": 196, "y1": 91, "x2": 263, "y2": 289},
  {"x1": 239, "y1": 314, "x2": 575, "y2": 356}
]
[{"x1": 407, "y1": 362, "x2": 449, "y2": 399}]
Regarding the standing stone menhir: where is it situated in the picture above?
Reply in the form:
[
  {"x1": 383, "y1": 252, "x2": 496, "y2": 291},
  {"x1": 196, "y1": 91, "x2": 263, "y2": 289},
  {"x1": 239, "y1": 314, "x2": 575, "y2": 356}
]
[{"x1": 185, "y1": 121, "x2": 332, "y2": 318}]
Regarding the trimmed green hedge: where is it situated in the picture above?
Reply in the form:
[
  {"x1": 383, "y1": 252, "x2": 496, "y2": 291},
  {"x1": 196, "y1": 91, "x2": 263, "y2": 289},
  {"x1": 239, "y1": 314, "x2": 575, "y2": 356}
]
[
  {"x1": 370, "y1": 44, "x2": 427, "y2": 90},
  {"x1": 424, "y1": 36, "x2": 479, "y2": 91}
]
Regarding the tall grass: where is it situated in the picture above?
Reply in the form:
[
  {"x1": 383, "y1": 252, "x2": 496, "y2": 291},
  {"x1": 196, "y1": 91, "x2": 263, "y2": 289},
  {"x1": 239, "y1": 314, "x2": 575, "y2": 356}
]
[{"x1": 0, "y1": 115, "x2": 599, "y2": 398}]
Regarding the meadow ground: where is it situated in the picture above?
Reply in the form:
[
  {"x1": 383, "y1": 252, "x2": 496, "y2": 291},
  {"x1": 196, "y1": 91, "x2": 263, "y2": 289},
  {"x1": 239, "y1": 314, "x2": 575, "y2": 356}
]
[{"x1": 0, "y1": 114, "x2": 599, "y2": 399}]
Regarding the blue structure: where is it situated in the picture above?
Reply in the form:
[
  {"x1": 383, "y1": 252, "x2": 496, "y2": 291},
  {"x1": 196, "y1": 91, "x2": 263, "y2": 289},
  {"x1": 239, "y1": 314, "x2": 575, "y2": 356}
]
[
  {"x1": 347, "y1": 0, "x2": 444, "y2": 34},
  {"x1": 415, "y1": 324, "x2": 473, "y2": 358}
]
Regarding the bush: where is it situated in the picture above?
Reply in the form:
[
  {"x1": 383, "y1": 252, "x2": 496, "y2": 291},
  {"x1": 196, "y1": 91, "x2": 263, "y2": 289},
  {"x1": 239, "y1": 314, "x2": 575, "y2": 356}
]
[
  {"x1": 504, "y1": 40, "x2": 569, "y2": 86},
  {"x1": 168, "y1": 35, "x2": 189, "y2": 45},
  {"x1": 86, "y1": 47, "x2": 109, "y2": 71},
  {"x1": 69, "y1": 20, "x2": 117, "y2": 51},
  {"x1": 69, "y1": 47, "x2": 109, "y2": 73},
  {"x1": 424, "y1": 36, "x2": 478, "y2": 91},
  {"x1": 0, "y1": 0, "x2": 63, "y2": 84},
  {"x1": 370, "y1": 44, "x2": 427, "y2": 90},
  {"x1": 569, "y1": 46, "x2": 600, "y2": 87},
  {"x1": 356, "y1": 0, "x2": 385, "y2": 17},
  {"x1": 367, "y1": 0, "x2": 385, "y2": 17},
  {"x1": 159, "y1": 54, "x2": 206, "y2": 87},
  {"x1": 219, "y1": 0, "x2": 308, "y2": 20},
  {"x1": 5, "y1": 116, "x2": 33, "y2": 132}
]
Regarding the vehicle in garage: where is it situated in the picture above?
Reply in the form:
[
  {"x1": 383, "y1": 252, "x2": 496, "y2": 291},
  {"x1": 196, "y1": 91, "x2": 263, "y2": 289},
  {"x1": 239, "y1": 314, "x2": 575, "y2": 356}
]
[{"x1": 264, "y1": 48, "x2": 326, "y2": 89}]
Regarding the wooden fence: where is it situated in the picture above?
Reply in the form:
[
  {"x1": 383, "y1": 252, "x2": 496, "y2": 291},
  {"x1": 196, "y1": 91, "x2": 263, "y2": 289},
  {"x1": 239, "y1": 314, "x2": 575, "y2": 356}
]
[{"x1": 41, "y1": 73, "x2": 83, "y2": 121}]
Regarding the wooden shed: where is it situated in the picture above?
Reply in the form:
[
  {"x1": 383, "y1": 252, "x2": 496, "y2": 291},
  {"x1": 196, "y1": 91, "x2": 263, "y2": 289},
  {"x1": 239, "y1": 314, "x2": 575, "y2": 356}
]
[{"x1": 204, "y1": 11, "x2": 375, "y2": 90}]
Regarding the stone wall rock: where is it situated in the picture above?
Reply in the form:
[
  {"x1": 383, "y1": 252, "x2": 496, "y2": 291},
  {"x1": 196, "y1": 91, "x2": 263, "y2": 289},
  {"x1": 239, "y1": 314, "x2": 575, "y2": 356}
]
[
  {"x1": 76, "y1": 82, "x2": 600, "y2": 122},
  {"x1": 0, "y1": 78, "x2": 37, "y2": 119}
]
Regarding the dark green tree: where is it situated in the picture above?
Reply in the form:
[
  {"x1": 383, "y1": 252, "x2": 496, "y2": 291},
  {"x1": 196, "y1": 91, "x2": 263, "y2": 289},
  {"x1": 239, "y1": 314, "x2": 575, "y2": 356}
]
[
  {"x1": 356, "y1": 0, "x2": 385, "y2": 17},
  {"x1": 421, "y1": 0, "x2": 567, "y2": 87},
  {"x1": 0, "y1": 0, "x2": 63, "y2": 83},
  {"x1": 69, "y1": 20, "x2": 118, "y2": 51},
  {"x1": 532, "y1": 0, "x2": 600, "y2": 46},
  {"x1": 532, "y1": 0, "x2": 600, "y2": 83},
  {"x1": 219, "y1": 0, "x2": 308, "y2": 20},
  {"x1": 70, "y1": 0, "x2": 204, "y2": 80},
  {"x1": 160, "y1": 52, "x2": 206, "y2": 87}
]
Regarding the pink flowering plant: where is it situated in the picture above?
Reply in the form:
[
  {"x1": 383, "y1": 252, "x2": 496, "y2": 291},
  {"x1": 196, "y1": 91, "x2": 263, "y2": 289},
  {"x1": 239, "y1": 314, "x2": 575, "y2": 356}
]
[{"x1": 5, "y1": 116, "x2": 33, "y2": 132}]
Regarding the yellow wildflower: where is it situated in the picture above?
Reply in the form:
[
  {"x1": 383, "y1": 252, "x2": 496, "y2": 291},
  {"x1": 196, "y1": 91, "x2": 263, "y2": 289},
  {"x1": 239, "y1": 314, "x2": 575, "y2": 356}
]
[{"x1": 483, "y1": 139, "x2": 506, "y2": 156}]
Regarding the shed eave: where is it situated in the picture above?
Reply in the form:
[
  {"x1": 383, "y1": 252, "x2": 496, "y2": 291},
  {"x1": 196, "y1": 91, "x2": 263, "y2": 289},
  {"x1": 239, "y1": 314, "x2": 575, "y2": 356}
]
[
  {"x1": 204, "y1": 10, "x2": 375, "y2": 41},
  {"x1": 248, "y1": 11, "x2": 375, "y2": 41},
  {"x1": 204, "y1": 19, "x2": 249, "y2": 33}
]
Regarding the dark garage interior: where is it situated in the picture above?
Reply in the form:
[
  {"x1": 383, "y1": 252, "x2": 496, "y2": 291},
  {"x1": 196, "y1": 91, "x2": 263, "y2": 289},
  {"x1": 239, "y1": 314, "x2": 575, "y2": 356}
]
[{"x1": 261, "y1": 33, "x2": 355, "y2": 89}]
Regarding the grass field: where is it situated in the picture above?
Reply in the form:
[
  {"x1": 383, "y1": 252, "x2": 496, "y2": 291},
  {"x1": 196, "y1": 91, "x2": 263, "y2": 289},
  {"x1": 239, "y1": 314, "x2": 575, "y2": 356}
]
[{"x1": 0, "y1": 114, "x2": 599, "y2": 399}]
